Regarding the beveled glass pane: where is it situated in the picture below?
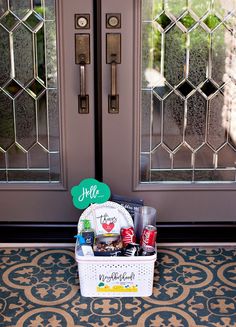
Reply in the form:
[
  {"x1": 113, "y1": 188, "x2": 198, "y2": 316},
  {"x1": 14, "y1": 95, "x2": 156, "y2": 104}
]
[
  {"x1": 13, "y1": 24, "x2": 34, "y2": 86},
  {"x1": 49, "y1": 153, "x2": 60, "y2": 182},
  {"x1": 0, "y1": 151, "x2": 5, "y2": 168},
  {"x1": 173, "y1": 145, "x2": 192, "y2": 168},
  {"x1": 48, "y1": 90, "x2": 59, "y2": 151},
  {"x1": 153, "y1": 83, "x2": 172, "y2": 99},
  {"x1": 229, "y1": 134, "x2": 236, "y2": 150},
  {"x1": 189, "y1": 26, "x2": 209, "y2": 87},
  {"x1": 194, "y1": 170, "x2": 234, "y2": 182},
  {"x1": 180, "y1": 13, "x2": 196, "y2": 29},
  {"x1": 141, "y1": 90, "x2": 151, "y2": 152},
  {"x1": 0, "y1": 171, "x2": 6, "y2": 181},
  {"x1": 156, "y1": 12, "x2": 173, "y2": 30},
  {"x1": 177, "y1": 80, "x2": 194, "y2": 97},
  {"x1": 0, "y1": 11, "x2": 19, "y2": 31},
  {"x1": 28, "y1": 143, "x2": 48, "y2": 168},
  {"x1": 213, "y1": 0, "x2": 235, "y2": 18},
  {"x1": 27, "y1": 79, "x2": 45, "y2": 98},
  {"x1": 217, "y1": 145, "x2": 236, "y2": 168},
  {"x1": 34, "y1": 0, "x2": 45, "y2": 18},
  {"x1": 7, "y1": 144, "x2": 27, "y2": 168},
  {"x1": 0, "y1": 26, "x2": 11, "y2": 86},
  {"x1": 208, "y1": 93, "x2": 225, "y2": 150},
  {"x1": 24, "y1": 12, "x2": 43, "y2": 31},
  {"x1": 36, "y1": 26, "x2": 46, "y2": 83},
  {"x1": 151, "y1": 146, "x2": 171, "y2": 169},
  {"x1": 188, "y1": 0, "x2": 211, "y2": 17},
  {"x1": 0, "y1": 0, "x2": 7, "y2": 18},
  {"x1": 203, "y1": 14, "x2": 221, "y2": 30},
  {"x1": 165, "y1": 0, "x2": 187, "y2": 17},
  {"x1": 5, "y1": 79, "x2": 23, "y2": 97},
  {"x1": 37, "y1": 93, "x2": 48, "y2": 149},
  {"x1": 200, "y1": 80, "x2": 217, "y2": 97},
  {"x1": 9, "y1": 0, "x2": 30, "y2": 19},
  {"x1": 8, "y1": 170, "x2": 50, "y2": 182},
  {"x1": 194, "y1": 145, "x2": 214, "y2": 168},
  {"x1": 142, "y1": 0, "x2": 162, "y2": 21},
  {"x1": 142, "y1": 22, "x2": 154, "y2": 88},
  {"x1": 152, "y1": 93, "x2": 162, "y2": 149},
  {"x1": 45, "y1": 21, "x2": 57, "y2": 87},
  {"x1": 15, "y1": 91, "x2": 36, "y2": 150},
  {"x1": 0, "y1": 0, "x2": 59, "y2": 184},
  {"x1": 0, "y1": 92, "x2": 14, "y2": 150},
  {"x1": 151, "y1": 170, "x2": 193, "y2": 182},
  {"x1": 211, "y1": 25, "x2": 229, "y2": 86},
  {"x1": 45, "y1": 0, "x2": 55, "y2": 21},
  {"x1": 141, "y1": 0, "x2": 236, "y2": 183},
  {"x1": 185, "y1": 92, "x2": 206, "y2": 149},
  {"x1": 164, "y1": 26, "x2": 186, "y2": 86},
  {"x1": 163, "y1": 93, "x2": 184, "y2": 150},
  {"x1": 140, "y1": 154, "x2": 150, "y2": 182}
]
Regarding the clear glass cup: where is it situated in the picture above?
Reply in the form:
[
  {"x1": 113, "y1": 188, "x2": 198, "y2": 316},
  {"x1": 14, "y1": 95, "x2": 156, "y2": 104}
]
[{"x1": 134, "y1": 206, "x2": 157, "y2": 242}]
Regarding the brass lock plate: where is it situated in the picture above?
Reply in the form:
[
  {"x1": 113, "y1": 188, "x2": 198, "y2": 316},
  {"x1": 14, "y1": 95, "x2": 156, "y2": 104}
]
[
  {"x1": 75, "y1": 34, "x2": 90, "y2": 64},
  {"x1": 106, "y1": 33, "x2": 121, "y2": 64}
]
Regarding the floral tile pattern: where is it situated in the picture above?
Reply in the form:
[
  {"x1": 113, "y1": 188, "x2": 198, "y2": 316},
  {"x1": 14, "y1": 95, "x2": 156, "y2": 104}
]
[{"x1": 0, "y1": 247, "x2": 236, "y2": 326}]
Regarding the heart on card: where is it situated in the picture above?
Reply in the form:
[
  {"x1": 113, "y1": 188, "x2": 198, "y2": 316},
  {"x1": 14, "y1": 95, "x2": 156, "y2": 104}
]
[{"x1": 102, "y1": 223, "x2": 114, "y2": 232}]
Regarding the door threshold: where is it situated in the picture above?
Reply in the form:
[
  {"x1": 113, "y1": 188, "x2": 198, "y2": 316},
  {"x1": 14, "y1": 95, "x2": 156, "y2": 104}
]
[{"x1": 0, "y1": 242, "x2": 236, "y2": 248}]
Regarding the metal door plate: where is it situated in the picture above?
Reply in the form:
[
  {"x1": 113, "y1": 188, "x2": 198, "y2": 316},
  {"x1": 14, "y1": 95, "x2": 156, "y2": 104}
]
[
  {"x1": 106, "y1": 33, "x2": 121, "y2": 64},
  {"x1": 75, "y1": 34, "x2": 90, "y2": 64}
]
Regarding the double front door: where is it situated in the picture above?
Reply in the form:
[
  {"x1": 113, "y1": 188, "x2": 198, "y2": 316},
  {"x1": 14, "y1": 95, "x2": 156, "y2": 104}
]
[{"x1": 0, "y1": 0, "x2": 236, "y2": 222}]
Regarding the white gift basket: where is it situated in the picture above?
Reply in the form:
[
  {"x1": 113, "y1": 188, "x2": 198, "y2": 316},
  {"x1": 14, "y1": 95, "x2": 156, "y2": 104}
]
[
  {"x1": 75, "y1": 201, "x2": 157, "y2": 297},
  {"x1": 75, "y1": 249, "x2": 156, "y2": 297}
]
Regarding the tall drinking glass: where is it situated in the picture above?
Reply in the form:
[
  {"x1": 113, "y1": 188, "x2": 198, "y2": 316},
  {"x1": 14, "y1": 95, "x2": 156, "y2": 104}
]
[{"x1": 134, "y1": 206, "x2": 157, "y2": 242}]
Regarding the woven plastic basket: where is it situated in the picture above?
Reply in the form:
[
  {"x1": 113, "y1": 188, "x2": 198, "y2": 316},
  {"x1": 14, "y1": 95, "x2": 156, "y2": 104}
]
[{"x1": 75, "y1": 251, "x2": 156, "y2": 297}]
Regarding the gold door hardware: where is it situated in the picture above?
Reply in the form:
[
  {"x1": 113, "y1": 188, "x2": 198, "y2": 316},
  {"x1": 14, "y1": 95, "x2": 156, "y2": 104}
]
[
  {"x1": 106, "y1": 33, "x2": 121, "y2": 114},
  {"x1": 75, "y1": 34, "x2": 90, "y2": 113}
]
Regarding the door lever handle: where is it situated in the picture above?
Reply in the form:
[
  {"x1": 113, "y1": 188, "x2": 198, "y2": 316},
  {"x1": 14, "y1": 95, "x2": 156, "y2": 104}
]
[
  {"x1": 79, "y1": 57, "x2": 88, "y2": 111},
  {"x1": 75, "y1": 34, "x2": 90, "y2": 114},
  {"x1": 107, "y1": 34, "x2": 121, "y2": 114},
  {"x1": 109, "y1": 57, "x2": 118, "y2": 112}
]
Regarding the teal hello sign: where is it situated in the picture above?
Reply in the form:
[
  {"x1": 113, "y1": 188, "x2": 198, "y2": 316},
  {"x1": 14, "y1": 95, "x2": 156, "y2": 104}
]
[{"x1": 71, "y1": 178, "x2": 111, "y2": 209}]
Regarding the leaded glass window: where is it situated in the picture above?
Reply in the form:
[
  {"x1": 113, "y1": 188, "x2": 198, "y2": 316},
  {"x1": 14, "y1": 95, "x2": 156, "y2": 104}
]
[
  {"x1": 0, "y1": 0, "x2": 60, "y2": 183},
  {"x1": 141, "y1": 0, "x2": 236, "y2": 183}
]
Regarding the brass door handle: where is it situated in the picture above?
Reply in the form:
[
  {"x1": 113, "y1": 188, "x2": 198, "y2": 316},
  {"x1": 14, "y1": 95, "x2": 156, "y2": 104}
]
[
  {"x1": 109, "y1": 59, "x2": 118, "y2": 112},
  {"x1": 75, "y1": 34, "x2": 90, "y2": 114},
  {"x1": 79, "y1": 58, "x2": 88, "y2": 111},
  {"x1": 107, "y1": 34, "x2": 121, "y2": 114}
]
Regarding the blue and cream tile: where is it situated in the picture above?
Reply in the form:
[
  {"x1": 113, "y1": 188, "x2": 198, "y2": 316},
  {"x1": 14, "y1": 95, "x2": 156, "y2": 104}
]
[{"x1": 0, "y1": 247, "x2": 236, "y2": 326}]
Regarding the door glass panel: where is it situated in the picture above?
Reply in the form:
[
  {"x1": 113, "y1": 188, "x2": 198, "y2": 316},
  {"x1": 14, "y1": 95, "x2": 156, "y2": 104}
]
[
  {"x1": 141, "y1": 0, "x2": 236, "y2": 183},
  {"x1": 0, "y1": 0, "x2": 60, "y2": 183}
]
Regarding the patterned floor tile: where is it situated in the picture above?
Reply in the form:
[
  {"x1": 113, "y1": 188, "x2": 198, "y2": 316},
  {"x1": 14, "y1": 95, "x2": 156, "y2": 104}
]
[{"x1": 0, "y1": 247, "x2": 236, "y2": 327}]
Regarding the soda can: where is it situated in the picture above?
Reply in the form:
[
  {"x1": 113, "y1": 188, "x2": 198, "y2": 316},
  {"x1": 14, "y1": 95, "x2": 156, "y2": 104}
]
[
  {"x1": 123, "y1": 243, "x2": 140, "y2": 256},
  {"x1": 120, "y1": 226, "x2": 136, "y2": 246},
  {"x1": 140, "y1": 225, "x2": 157, "y2": 247},
  {"x1": 139, "y1": 245, "x2": 156, "y2": 256}
]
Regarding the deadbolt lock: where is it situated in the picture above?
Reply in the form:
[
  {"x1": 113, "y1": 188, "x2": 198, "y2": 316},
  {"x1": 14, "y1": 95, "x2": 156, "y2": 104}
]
[
  {"x1": 106, "y1": 13, "x2": 121, "y2": 29},
  {"x1": 75, "y1": 14, "x2": 90, "y2": 29}
]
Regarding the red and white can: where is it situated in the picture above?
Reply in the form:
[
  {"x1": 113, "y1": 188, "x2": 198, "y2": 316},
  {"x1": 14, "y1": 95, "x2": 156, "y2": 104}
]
[
  {"x1": 140, "y1": 225, "x2": 157, "y2": 247},
  {"x1": 120, "y1": 226, "x2": 136, "y2": 246}
]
